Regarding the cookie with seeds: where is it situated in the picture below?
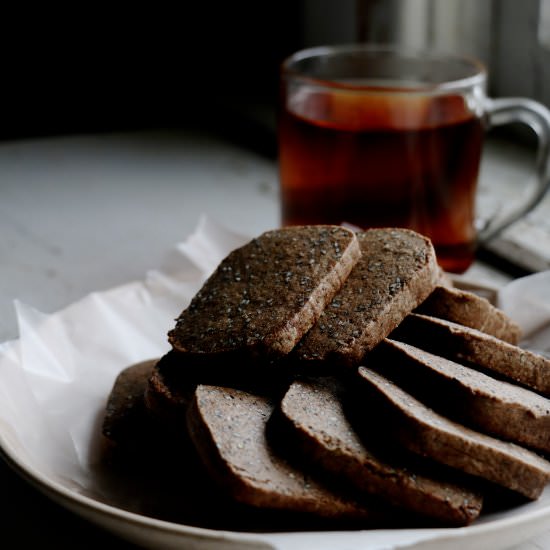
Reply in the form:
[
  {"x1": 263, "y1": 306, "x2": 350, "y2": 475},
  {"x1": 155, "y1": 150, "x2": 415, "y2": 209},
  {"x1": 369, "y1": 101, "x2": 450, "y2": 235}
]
[
  {"x1": 369, "y1": 339, "x2": 550, "y2": 455},
  {"x1": 277, "y1": 376, "x2": 483, "y2": 525},
  {"x1": 293, "y1": 228, "x2": 439, "y2": 368},
  {"x1": 357, "y1": 366, "x2": 550, "y2": 500},
  {"x1": 143, "y1": 352, "x2": 197, "y2": 424},
  {"x1": 168, "y1": 225, "x2": 361, "y2": 365},
  {"x1": 391, "y1": 313, "x2": 550, "y2": 396},
  {"x1": 186, "y1": 384, "x2": 386, "y2": 523},
  {"x1": 415, "y1": 285, "x2": 522, "y2": 344},
  {"x1": 144, "y1": 350, "x2": 291, "y2": 421},
  {"x1": 102, "y1": 359, "x2": 158, "y2": 444}
]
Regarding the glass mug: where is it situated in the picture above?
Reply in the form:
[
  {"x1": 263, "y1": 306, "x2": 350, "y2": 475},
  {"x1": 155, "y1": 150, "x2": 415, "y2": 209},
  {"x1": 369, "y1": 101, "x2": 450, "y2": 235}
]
[{"x1": 278, "y1": 44, "x2": 550, "y2": 273}]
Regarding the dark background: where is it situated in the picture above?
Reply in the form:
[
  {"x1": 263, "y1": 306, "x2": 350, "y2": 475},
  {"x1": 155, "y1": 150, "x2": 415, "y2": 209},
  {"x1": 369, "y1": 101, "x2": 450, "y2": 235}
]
[
  {"x1": 3, "y1": 2, "x2": 548, "y2": 146},
  {"x1": 0, "y1": 4, "x2": 304, "y2": 145}
]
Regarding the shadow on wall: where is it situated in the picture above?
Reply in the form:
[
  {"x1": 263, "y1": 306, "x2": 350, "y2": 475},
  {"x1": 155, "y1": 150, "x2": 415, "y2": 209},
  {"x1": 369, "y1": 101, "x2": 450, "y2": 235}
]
[
  {"x1": 4, "y1": 1, "x2": 547, "y2": 149},
  {"x1": 0, "y1": 3, "x2": 303, "y2": 145}
]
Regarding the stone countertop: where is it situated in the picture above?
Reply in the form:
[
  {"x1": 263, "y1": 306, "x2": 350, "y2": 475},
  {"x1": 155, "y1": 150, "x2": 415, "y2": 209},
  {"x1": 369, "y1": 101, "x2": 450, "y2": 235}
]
[{"x1": 0, "y1": 130, "x2": 279, "y2": 344}]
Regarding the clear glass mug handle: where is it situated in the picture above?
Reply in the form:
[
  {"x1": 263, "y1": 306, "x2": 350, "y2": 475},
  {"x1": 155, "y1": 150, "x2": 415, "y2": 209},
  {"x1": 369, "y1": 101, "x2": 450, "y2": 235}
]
[{"x1": 478, "y1": 97, "x2": 550, "y2": 243}]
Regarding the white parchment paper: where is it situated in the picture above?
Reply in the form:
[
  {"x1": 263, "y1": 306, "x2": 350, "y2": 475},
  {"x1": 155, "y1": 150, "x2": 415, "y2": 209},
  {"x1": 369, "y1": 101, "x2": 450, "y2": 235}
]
[{"x1": 1, "y1": 215, "x2": 550, "y2": 550}]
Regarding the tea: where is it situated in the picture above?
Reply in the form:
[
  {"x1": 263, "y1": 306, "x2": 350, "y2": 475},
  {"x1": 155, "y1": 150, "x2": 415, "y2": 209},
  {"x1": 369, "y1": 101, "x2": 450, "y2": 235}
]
[{"x1": 278, "y1": 89, "x2": 485, "y2": 273}]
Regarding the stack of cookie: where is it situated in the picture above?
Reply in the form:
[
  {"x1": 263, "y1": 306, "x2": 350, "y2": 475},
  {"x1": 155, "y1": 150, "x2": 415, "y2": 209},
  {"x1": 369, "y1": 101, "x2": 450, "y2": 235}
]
[{"x1": 101, "y1": 225, "x2": 550, "y2": 529}]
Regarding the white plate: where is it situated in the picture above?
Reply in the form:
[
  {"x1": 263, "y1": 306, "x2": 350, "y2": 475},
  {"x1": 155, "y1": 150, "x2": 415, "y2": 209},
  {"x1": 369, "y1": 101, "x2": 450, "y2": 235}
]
[
  {"x1": 2, "y1": 419, "x2": 550, "y2": 550},
  {"x1": 1, "y1": 219, "x2": 550, "y2": 550}
]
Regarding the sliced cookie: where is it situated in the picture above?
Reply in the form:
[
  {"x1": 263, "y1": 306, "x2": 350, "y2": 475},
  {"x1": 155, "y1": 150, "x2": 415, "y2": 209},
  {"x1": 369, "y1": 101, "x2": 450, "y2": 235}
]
[
  {"x1": 391, "y1": 313, "x2": 550, "y2": 396},
  {"x1": 186, "y1": 384, "x2": 386, "y2": 523},
  {"x1": 102, "y1": 359, "x2": 158, "y2": 444},
  {"x1": 369, "y1": 339, "x2": 550, "y2": 455},
  {"x1": 168, "y1": 225, "x2": 361, "y2": 365},
  {"x1": 143, "y1": 352, "x2": 197, "y2": 424},
  {"x1": 277, "y1": 377, "x2": 483, "y2": 525},
  {"x1": 415, "y1": 285, "x2": 521, "y2": 344},
  {"x1": 293, "y1": 228, "x2": 439, "y2": 368},
  {"x1": 357, "y1": 367, "x2": 550, "y2": 500}
]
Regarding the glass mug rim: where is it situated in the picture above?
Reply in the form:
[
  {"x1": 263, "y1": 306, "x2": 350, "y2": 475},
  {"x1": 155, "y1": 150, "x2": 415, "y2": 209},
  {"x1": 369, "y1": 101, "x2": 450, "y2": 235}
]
[{"x1": 281, "y1": 43, "x2": 487, "y2": 96}]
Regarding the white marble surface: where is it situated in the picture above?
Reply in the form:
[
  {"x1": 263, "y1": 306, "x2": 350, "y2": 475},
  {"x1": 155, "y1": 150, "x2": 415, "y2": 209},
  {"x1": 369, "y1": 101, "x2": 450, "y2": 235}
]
[
  {"x1": 0, "y1": 130, "x2": 279, "y2": 344},
  {"x1": 0, "y1": 129, "x2": 549, "y2": 549}
]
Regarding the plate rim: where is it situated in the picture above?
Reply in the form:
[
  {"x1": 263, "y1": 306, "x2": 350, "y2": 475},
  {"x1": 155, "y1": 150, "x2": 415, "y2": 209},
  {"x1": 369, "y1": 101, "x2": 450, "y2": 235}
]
[{"x1": 2, "y1": 415, "x2": 550, "y2": 550}]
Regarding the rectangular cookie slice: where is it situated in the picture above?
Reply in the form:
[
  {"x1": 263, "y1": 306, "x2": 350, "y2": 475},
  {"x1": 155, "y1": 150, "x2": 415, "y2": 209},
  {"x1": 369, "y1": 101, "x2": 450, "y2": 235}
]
[
  {"x1": 293, "y1": 228, "x2": 439, "y2": 368},
  {"x1": 102, "y1": 359, "x2": 159, "y2": 445},
  {"x1": 144, "y1": 350, "x2": 292, "y2": 422},
  {"x1": 415, "y1": 285, "x2": 522, "y2": 344},
  {"x1": 357, "y1": 366, "x2": 550, "y2": 500},
  {"x1": 101, "y1": 361, "x2": 300, "y2": 530},
  {"x1": 369, "y1": 339, "x2": 550, "y2": 455},
  {"x1": 186, "y1": 384, "x2": 387, "y2": 524},
  {"x1": 391, "y1": 313, "x2": 550, "y2": 396},
  {"x1": 143, "y1": 352, "x2": 197, "y2": 424},
  {"x1": 168, "y1": 225, "x2": 361, "y2": 364},
  {"x1": 277, "y1": 377, "x2": 483, "y2": 526}
]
